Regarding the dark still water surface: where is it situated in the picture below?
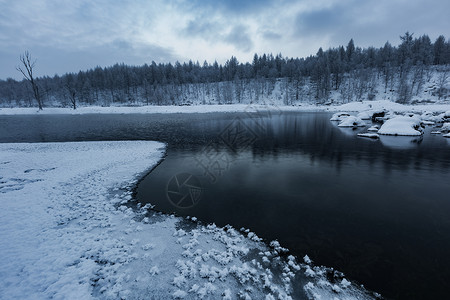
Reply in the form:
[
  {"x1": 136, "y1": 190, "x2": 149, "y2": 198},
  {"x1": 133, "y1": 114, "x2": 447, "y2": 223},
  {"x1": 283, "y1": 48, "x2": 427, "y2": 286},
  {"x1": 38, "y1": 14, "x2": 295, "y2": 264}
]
[{"x1": 1, "y1": 112, "x2": 450, "y2": 299}]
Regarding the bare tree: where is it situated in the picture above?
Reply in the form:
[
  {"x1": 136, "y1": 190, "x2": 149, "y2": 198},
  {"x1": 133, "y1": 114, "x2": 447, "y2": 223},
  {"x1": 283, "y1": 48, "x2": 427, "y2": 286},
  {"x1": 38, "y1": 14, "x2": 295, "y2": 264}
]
[
  {"x1": 16, "y1": 51, "x2": 43, "y2": 110},
  {"x1": 64, "y1": 74, "x2": 77, "y2": 109}
]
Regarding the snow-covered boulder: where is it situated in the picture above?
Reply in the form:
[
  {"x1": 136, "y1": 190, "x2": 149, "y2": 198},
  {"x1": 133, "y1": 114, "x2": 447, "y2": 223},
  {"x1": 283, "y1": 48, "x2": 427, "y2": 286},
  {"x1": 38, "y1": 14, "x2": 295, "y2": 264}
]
[
  {"x1": 444, "y1": 133, "x2": 450, "y2": 138},
  {"x1": 445, "y1": 111, "x2": 450, "y2": 119},
  {"x1": 421, "y1": 120, "x2": 435, "y2": 125},
  {"x1": 357, "y1": 133, "x2": 379, "y2": 139},
  {"x1": 330, "y1": 112, "x2": 351, "y2": 121},
  {"x1": 427, "y1": 112, "x2": 447, "y2": 123},
  {"x1": 421, "y1": 111, "x2": 434, "y2": 121},
  {"x1": 441, "y1": 123, "x2": 450, "y2": 133},
  {"x1": 371, "y1": 110, "x2": 388, "y2": 122},
  {"x1": 356, "y1": 111, "x2": 372, "y2": 120},
  {"x1": 367, "y1": 125, "x2": 379, "y2": 132},
  {"x1": 338, "y1": 116, "x2": 366, "y2": 127},
  {"x1": 378, "y1": 116, "x2": 424, "y2": 136}
]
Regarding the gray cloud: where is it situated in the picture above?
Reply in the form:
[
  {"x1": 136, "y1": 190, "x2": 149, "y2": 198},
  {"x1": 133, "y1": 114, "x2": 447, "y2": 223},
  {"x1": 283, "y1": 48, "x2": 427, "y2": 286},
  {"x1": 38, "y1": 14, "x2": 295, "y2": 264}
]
[
  {"x1": 293, "y1": 0, "x2": 450, "y2": 49},
  {"x1": 178, "y1": 0, "x2": 277, "y2": 15},
  {"x1": 183, "y1": 18, "x2": 223, "y2": 40},
  {"x1": 1, "y1": 0, "x2": 449, "y2": 79},
  {"x1": 261, "y1": 30, "x2": 282, "y2": 41},
  {"x1": 224, "y1": 25, "x2": 254, "y2": 52}
]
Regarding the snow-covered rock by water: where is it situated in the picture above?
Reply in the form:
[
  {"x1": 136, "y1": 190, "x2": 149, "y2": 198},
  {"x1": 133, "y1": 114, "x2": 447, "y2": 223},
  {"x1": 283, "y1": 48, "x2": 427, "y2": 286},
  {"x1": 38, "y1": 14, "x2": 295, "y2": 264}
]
[
  {"x1": 440, "y1": 123, "x2": 450, "y2": 133},
  {"x1": 330, "y1": 112, "x2": 351, "y2": 121},
  {"x1": 378, "y1": 116, "x2": 424, "y2": 136},
  {"x1": 338, "y1": 116, "x2": 366, "y2": 127},
  {"x1": 356, "y1": 111, "x2": 372, "y2": 120},
  {"x1": 367, "y1": 125, "x2": 379, "y2": 132},
  {"x1": 357, "y1": 133, "x2": 379, "y2": 139},
  {"x1": 0, "y1": 141, "x2": 376, "y2": 299},
  {"x1": 444, "y1": 133, "x2": 450, "y2": 138}
]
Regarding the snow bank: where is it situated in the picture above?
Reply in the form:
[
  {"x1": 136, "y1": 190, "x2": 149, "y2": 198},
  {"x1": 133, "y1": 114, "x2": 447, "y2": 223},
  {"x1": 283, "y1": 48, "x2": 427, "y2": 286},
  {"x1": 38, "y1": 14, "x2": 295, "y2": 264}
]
[
  {"x1": 0, "y1": 104, "x2": 317, "y2": 115},
  {"x1": 0, "y1": 100, "x2": 449, "y2": 116},
  {"x1": 338, "y1": 116, "x2": 366, "y2": 127},
  {"x1": 0, "y1": 142, "x2": 376, "y2": 299},
  {"x1": 378, "y1": 116, "x2": 424, "y2": 136}
]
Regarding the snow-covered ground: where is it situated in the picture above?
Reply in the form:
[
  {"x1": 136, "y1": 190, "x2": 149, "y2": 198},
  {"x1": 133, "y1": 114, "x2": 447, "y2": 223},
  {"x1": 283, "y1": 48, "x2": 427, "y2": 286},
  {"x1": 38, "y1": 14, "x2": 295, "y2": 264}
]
[
  {"x1": 0, "y1": 141, "x2": 376, "y2": 299},
  {"x1": 0, "y1": 100, "x2": 449, "y2": 116}
]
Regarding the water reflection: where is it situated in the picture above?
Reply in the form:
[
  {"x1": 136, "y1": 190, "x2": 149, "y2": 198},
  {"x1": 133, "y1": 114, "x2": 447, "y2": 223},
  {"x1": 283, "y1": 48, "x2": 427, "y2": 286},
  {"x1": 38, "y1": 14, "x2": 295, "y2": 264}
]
[{"x1": 379, "y1": 135, "x2": 423, "y2": 149}]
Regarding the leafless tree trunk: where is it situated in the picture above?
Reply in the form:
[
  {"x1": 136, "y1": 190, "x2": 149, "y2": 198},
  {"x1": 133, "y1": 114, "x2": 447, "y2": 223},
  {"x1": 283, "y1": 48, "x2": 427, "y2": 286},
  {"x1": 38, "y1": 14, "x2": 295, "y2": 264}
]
[{"x1": 16, "y1": 51, "x2": 43, "y2": 110}]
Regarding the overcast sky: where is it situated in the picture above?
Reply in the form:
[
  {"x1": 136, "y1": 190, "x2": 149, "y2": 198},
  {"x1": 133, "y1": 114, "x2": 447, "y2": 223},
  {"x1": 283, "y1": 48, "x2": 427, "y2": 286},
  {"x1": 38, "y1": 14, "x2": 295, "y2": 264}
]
[{"x1": 0, "y1": 0, "x2": 449, "y2": 80}]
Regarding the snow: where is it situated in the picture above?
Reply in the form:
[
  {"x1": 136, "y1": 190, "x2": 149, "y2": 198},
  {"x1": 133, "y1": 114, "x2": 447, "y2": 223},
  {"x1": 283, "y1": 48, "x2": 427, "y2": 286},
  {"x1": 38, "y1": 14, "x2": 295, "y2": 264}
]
[
  {"x1": 444, "y1": 133, "x2": 450, "y2": 138},
  {"x1": 378, "y1": 116, "x2": 424, "y2": 136},
  {"x1": 0, "y1": 100, "x2": 449, "y2": 116},
  {"x1": 0, "y1": 104, "x2": 317, "y2": 115},
  {"x1": 441, "y1": 123, "x2": 450, "y2": 133},
  {"x1": 357, "y1": 133, "x2": 379, "y2": 139},
  {"x1": 0, "y1": 141, "x2": 375, "y2": 299},
  {"x1": 367, "y1": 125, "x2": 379, "y2": 132},
  {"x1": 327, "y1": 100, "x2": 450, "y2": 114},
  {"x1": 330, "y1": 112, "x2": 351, "y2": 121},
  {"x1": 356, "y1": 111, "x2": 373, "y2": 120},
  {"x1": 338, "y1": 116, "x2": 366, "y2": 127}
]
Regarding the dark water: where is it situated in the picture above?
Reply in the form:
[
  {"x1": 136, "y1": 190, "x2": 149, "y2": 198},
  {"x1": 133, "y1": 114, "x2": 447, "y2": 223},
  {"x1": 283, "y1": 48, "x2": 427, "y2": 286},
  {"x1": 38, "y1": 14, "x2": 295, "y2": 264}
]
[{"x1": 1, "y1": 112, "x2": 450, "y2": 299}]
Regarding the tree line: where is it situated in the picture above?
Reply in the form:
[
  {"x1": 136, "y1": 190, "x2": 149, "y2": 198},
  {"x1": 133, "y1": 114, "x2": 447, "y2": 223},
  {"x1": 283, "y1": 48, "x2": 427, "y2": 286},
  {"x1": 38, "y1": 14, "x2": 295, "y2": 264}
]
[{"x1": 1, "y1": 32, "x2": 449, "y2": 109}]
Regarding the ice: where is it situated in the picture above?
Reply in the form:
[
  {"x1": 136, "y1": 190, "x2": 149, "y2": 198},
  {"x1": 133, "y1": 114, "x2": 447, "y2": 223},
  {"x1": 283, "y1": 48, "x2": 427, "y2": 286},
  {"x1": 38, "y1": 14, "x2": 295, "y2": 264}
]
[
  {"x1": 378, "y1": 116, "x2": 424, "y2": 136},
  {"x1": 338, "y1": 116, "x2": 366, "y2": 127}
]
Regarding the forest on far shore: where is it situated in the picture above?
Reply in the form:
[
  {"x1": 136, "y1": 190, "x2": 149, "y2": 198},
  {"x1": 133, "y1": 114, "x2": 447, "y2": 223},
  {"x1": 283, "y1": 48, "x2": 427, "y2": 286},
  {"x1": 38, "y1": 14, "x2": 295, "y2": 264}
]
[{"x1": 1, "y1": 32, "x2": 450, "y2": 109}]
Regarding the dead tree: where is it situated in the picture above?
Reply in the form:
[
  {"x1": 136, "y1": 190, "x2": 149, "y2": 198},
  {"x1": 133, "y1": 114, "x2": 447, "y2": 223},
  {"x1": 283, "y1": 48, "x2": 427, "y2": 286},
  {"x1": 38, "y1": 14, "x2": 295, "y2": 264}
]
[{"x1": 16, "y1": 51, "x2": 43, "y2": 110}]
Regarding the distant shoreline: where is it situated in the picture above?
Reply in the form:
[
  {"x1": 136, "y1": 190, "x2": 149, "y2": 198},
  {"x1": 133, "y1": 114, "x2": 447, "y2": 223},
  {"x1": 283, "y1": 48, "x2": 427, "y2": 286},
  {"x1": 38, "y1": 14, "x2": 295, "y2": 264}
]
[{"x1": 1, "y1": 100, "x2": 449, "y2": 115}]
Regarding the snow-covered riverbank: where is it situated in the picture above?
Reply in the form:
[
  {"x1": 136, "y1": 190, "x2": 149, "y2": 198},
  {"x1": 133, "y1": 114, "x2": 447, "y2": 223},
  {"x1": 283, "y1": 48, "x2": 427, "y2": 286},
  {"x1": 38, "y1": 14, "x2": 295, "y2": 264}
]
[
  {"x1": 0, "y1": 100, "x2": 449, "y2": 115},
  {"x1": 0, "y1": 141, "x2": 376, "y2": 299}
]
